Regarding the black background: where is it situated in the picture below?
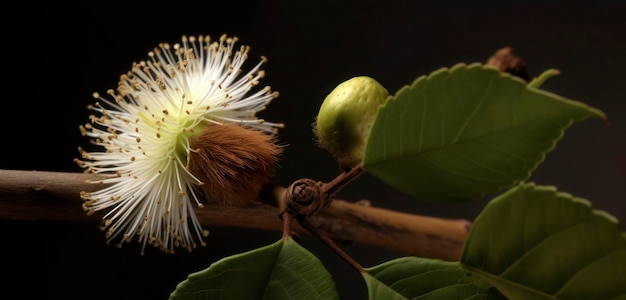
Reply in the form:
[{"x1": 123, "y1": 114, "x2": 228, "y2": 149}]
[{"x1": 2, "y1": 1, "x2": 625, "y2": 299}]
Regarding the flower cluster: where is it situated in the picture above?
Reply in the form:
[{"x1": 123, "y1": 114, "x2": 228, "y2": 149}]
[{"x1": 75, "y1": 34, "x2": 283, "y2": 254}]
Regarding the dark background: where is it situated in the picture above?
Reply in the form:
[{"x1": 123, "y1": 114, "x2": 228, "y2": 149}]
[{"x1": 2, "y1": 1, "x2": 625, "y2": 299}]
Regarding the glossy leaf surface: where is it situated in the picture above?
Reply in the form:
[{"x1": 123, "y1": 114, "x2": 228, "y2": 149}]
[
  {"x1": 461, "y1": 183, "x2": 626, "y2": 299},
  {"x1": 364, "y1": 257, "x2": 505, "y2": 299},
  {"x1": 363, "y1": 63, "x2": 605, "y2": 202},
  {"x1": 169, "y1": 238, "x2": 339, "y2": 300}
]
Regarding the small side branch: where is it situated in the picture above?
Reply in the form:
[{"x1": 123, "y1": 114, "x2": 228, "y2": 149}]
[{"x1": 0, "y1": 169, "x2": 470, "y2": 261}]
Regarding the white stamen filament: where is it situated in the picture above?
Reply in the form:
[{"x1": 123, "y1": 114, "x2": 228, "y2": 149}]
[{"x1": 76, "y1": 34, "x2": 283, "y2": 254}]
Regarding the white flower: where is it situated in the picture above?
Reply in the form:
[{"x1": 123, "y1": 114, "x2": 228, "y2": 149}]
[{"x1": 75, "y1": 34, "x2": 283, "y2": 255}]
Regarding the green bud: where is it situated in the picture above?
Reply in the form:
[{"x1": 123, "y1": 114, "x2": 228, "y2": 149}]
[{"x1": 314, "y1": 76, "x2": 389, "y2": 170}]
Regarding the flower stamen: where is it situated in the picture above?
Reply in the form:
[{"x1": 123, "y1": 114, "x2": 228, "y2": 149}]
[{"x1": 76, "y1": 34, "x2": 283, "y2": 254}]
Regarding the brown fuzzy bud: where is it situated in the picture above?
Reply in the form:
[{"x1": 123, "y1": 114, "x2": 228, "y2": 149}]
[
  {"x1": 188, "y1": 123, "x2": 283, "y2": 206},
  {"x1": 486, "y1": 46, "x2": 529, "y2": 81}
]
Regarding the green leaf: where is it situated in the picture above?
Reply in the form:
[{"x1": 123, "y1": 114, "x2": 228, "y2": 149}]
[
  {"x1": 460, "y1": 183, "x2": 626, "y2": 299},
  {"x1": 169, "y1": 237, "x2": 339, "y2": 300},
  {"x1": 363, "y1": 63, "x2": 605, "y2": 202},
  {"x1": 363, "y1": 257, "x2": 505, "y2": 299}
]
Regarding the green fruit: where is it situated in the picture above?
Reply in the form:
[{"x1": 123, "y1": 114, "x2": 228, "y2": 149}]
[{"x1": 315, "y1": 76, "x2": 389, "y2": 170}]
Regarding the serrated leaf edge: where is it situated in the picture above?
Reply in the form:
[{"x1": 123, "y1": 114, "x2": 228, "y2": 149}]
[
  {"x1": 461, "y1": 182, "x2": 625, "y2": 299},
  {"x1": 364, "y1": 63, "x2": 606, "y2": 201}
]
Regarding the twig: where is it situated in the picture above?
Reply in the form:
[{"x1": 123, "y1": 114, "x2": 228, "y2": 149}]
[
  {"x1": 0, "y1": 169, "x2": 471, "y2": 261},
  {"x1": 298, "y1": 215, "x2": 365, "y2": 273},
  {"x1": 321, "y1": 163, "x2": 365, "y2": 198}
]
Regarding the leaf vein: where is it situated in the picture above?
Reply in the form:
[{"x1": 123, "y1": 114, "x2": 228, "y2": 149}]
[
  {"x1": 452, "y1": 76, "x2": 494, "y2": 144},
  {"x1": 498, "y1": 218, "x2": 592, "y2": 278},
  {"x1": 418, "y1": 92, "x2": 426, "y2": 153},
  {"x1": 554, "y1": 244, "x2": 626, "y2": 297}
]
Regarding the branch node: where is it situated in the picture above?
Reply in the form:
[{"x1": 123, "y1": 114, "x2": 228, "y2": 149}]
[{"x1": 281, "y1": 178, "x2": 329, "y2": 217}]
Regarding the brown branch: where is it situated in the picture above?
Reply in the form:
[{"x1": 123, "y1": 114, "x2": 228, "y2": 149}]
[{"x1": 0, "y1": 169, "x2": 470, "y2": 261}]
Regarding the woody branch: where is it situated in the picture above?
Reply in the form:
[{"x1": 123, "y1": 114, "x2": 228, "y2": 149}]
[{"x1": 0, "y1": 169, "x2": 470, "y2": 261}]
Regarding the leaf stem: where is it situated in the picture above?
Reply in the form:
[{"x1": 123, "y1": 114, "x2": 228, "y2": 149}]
[
  {"x1": 298, "y1": 215, "x2": 365, "y2": 273},
  {"x1": 321, "y1": 163, "x2": 365, "y2": 199}
]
